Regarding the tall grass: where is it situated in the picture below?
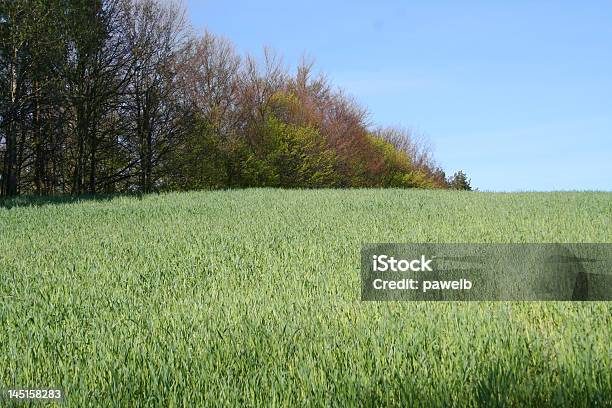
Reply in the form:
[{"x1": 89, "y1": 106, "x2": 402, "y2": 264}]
[{"x1": 1, "y1": 189, "x2": 611, "y2": 406}]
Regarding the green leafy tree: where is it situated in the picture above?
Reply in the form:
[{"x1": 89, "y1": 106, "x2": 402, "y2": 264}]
[
  {"x1": 448, "y1": 170, "x2": 472, "y2": 190},
  {"x1": 262, "y1": 115, "x2": 339, "y2": 188}
]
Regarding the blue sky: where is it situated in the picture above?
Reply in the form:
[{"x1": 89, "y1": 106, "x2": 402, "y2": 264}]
[{"x1": 185, "y1": 0, "x2": 611, "y2": 191}]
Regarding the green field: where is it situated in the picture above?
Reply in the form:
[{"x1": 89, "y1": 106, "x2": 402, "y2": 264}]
[{"x1": 1, "y1": 189, "x2": 611, "y2": 406}]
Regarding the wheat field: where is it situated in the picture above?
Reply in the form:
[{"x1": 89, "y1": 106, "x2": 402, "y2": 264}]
[{"x1": 1, "y1": 189, "x2": 611, "y2": 406}]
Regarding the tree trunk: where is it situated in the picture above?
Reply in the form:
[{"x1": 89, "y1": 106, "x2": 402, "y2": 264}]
[
  {"x1": 1, "y1": 49, "x2": 19, "y2": 197},
  {"x1": 2, "y1": 120, "x2": 18, "y2": 197},
  {"x1": 73, "y1": 111, "x2": 85, "y2": 195},
  {"x1": 89, "y1": 124, "x2": 97, "y2": 194},
  {"x1": 33, "y1": 81, "x2": 45, "y2": 194}
]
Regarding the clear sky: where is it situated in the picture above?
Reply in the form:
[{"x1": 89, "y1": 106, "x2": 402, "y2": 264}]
[{"x1": 185, "y1": 0, "x2": 611, "y2": 191}]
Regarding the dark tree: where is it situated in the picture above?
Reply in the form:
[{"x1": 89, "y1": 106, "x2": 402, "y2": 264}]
[{"x1": 448, "y1": 170, "x2": 472, "y2": 191}]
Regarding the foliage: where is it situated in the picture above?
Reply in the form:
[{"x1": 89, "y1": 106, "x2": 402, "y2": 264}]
[
  {"x1": 261, "y1": 115, "x2": 340, "y2": 188},
  {"x1": 449, "y1": 170, "x2": 473, "y2": 191},
  {"x1": 0, "y1": 0, "x2": 470, "y2": 196}
]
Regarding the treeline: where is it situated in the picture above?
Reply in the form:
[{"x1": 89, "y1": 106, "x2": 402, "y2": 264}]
[{"x1": 0, "y1": 0, "x2": 470, "y2": 197}]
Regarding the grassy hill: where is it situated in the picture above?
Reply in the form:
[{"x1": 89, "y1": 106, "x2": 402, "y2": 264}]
[{"x1": 1, "y1": 189, "x2": 611, "y2": 406}]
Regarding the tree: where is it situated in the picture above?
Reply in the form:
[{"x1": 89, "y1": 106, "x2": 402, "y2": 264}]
[
  {"x1": 0, "y1": 0, "x2": 37, "y2": 196},
  {"x1": 1, "y1": 0, "x2": 463, "y2": 197},
  {"x1": 448, "y1": 170, "x2": 472, "y2": 191},
  {"x1": 261, "y1": 115, "x2": 339, "y2": 188},
  {"x1": 121, "y1": 0, "x2": 187, "y2": 192},
  {"x1": 171, "y1": 31, "x2": 241, "y2": 188},
  {"x1": 374, "y1": 126, "x2": 448, "y2": 188}
]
